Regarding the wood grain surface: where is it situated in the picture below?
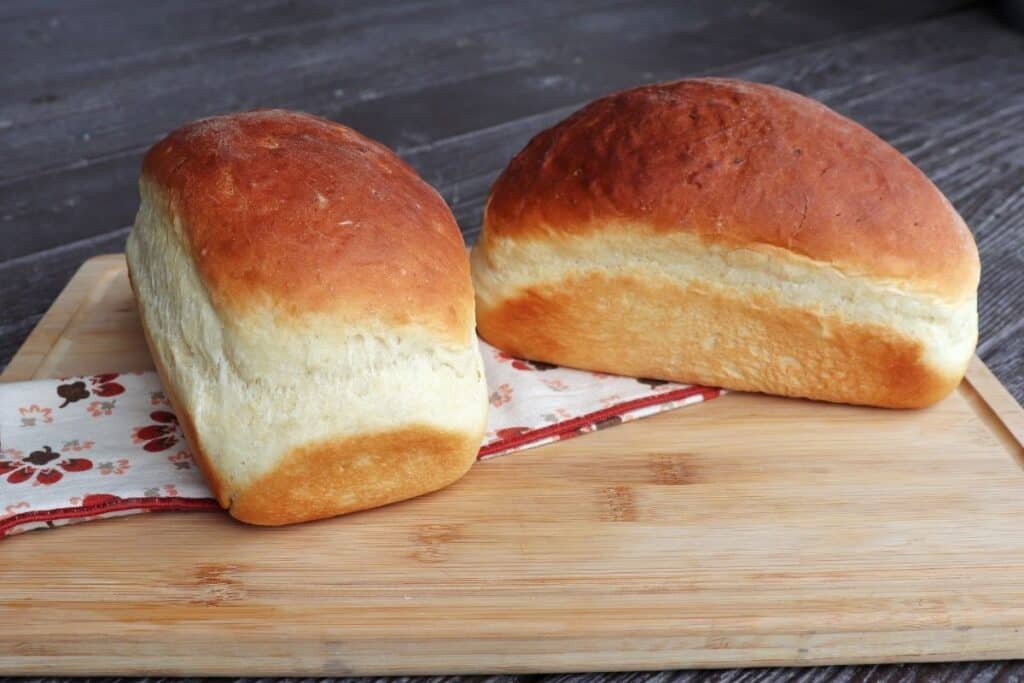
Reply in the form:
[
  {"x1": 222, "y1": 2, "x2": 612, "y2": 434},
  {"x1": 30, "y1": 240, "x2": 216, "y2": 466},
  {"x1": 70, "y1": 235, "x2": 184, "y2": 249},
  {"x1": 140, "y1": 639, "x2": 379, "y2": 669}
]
[
  {"x1": 2, "y1": 1, "x2": 1023, "y2": 681},
  {"x1": 2, "y1": 259, "x2": 1024, "y2": 675}
]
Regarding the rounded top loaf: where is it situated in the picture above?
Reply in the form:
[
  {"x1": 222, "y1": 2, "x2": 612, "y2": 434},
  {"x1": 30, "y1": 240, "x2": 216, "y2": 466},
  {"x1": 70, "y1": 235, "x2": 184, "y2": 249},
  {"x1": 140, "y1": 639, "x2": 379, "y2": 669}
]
[
  {"x1": 482, "y1": 78, "x2": 979, "y2": 302},
  {"x1": 142, "y1": 109, "x2": 473, "y2": 343}
]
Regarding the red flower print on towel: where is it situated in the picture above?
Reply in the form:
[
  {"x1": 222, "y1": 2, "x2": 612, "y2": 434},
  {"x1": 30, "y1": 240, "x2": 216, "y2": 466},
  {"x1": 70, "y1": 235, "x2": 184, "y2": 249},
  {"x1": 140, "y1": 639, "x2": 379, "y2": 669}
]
[
  {"x1": 61, "y1": 439, "x2": 95, "y2": 452},
  {"x1": 0, "y1": 446, "x2": 92, "y2": 486},
  {"x1": 132, "y1": 410, "x2": 181, "y2": 452},
  {"x1": 2, "y1": 502, "x2": 30, "y2": 519},
  {"x1": 56, "y1": 381, "x2": 89, "y2": 408},
  {"x1": 57, "y1": 373, "x2": 125, "y2": 408},
  {"x1": 90, "y1": 373, "x2": 125, "y2": 397},
  {"x1": 97, "y1": 459, "x2": 131, "y2": 476},
  {"x1": 167, "y1": 450, "x2": 195, "y2": 470},
  {"x1": 150, "y1": 391, "x2": 170, "y2": 407},
  {"x1": 87, "y1": 400, "x2": 117, "y2": 417},
  {"x1": 599, "y1": 394, "x2": 623, "y2": 408},
  {"x1": 541, "y1": 408, "x2": 573, "y2": 423},
  {"x1": 489, "y1": 384, "x2": 513, "y2": 407},
  {"x1": 143, "y1": 484, "x2": 180, "y2": 498},
  {"x1": 18, "y1": 404, "x2": 53, "y2": 427}
]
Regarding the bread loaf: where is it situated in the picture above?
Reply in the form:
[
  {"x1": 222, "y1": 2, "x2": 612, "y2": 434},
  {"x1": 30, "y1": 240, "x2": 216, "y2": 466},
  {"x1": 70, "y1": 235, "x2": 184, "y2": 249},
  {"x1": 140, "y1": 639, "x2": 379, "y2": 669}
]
[
  {"x1": 472, "y1": 79, "x2": 979, "y2": 408},
  {"x1": 127, "y1": 110, "x2": 487, "y2": 525}
]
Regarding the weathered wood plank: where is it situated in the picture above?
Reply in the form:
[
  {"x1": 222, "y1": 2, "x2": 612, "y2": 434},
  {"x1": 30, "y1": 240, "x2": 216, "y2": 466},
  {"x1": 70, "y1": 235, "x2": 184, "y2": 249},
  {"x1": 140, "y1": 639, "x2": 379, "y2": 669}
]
[
  {"x1": 0, "y1": 229, "x2": 129, "y2": 368},
  {"x1": 0, "y1": 0, "x2": 969, "y2": 262}
]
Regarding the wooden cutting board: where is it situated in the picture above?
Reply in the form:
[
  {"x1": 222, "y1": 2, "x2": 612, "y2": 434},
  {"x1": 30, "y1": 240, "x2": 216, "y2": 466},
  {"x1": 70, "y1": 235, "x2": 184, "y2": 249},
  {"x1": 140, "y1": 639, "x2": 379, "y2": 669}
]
[{"x1": 3, "y1": 254, "x2": 1024, "y2": 676}]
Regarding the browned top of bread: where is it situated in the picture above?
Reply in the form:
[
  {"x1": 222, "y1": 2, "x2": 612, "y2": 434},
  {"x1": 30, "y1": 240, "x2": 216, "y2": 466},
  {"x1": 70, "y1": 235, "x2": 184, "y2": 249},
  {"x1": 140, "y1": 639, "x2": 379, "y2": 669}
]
[
  {"x1": 143, "y1": 109, "x2": 471, "y2": 340},
  {"x1": 483, "y1": 78, "x2": 979, "y2": 301}
]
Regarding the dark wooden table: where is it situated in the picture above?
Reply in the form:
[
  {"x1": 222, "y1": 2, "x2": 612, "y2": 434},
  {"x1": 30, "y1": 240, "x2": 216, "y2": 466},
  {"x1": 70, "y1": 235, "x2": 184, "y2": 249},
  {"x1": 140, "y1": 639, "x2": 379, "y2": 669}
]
[{"x1": 2, "y1": 1, "x2": 1023, "y2": 680}]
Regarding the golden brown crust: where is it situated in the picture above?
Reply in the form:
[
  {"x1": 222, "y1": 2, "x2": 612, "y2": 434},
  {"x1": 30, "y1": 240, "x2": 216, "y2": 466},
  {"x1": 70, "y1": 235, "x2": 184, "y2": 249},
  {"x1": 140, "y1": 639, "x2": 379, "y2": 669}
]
[
  {"x1": 229, "y1": 427, "x2": 479, "y2": 525},
  {"x1": 476, "y1": 272, "x2": 963, "y2": 409},
  {"x1": 143, "y1": 109, "x2": 473, "y2": 343},
  {"x1": 483, "y1": 78, "x2": 979, "y2": 301}
]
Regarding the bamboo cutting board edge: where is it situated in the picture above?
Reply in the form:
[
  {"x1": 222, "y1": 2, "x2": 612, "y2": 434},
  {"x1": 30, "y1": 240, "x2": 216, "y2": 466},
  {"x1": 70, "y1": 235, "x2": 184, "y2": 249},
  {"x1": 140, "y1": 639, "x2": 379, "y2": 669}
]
[{"x1": 3, "y1": 254, "x2": 1024, "y2": 676}]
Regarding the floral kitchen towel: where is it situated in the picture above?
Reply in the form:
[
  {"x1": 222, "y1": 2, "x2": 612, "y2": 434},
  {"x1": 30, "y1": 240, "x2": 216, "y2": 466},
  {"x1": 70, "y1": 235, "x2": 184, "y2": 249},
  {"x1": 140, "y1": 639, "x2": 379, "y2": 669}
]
[{"x1": 0, "y1": 340, "x2": 720, "y2": 537}]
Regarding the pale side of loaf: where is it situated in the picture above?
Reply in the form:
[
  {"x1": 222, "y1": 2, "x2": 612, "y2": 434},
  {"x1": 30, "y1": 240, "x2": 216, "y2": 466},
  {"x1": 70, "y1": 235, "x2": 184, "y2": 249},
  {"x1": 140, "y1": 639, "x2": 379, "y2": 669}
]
[
  {"x1": 127, "y1": 110, "x2": 487, "y2": 525},
  {"x1": 472, "y1": 78, "x2": 980, "y2": 408}
]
